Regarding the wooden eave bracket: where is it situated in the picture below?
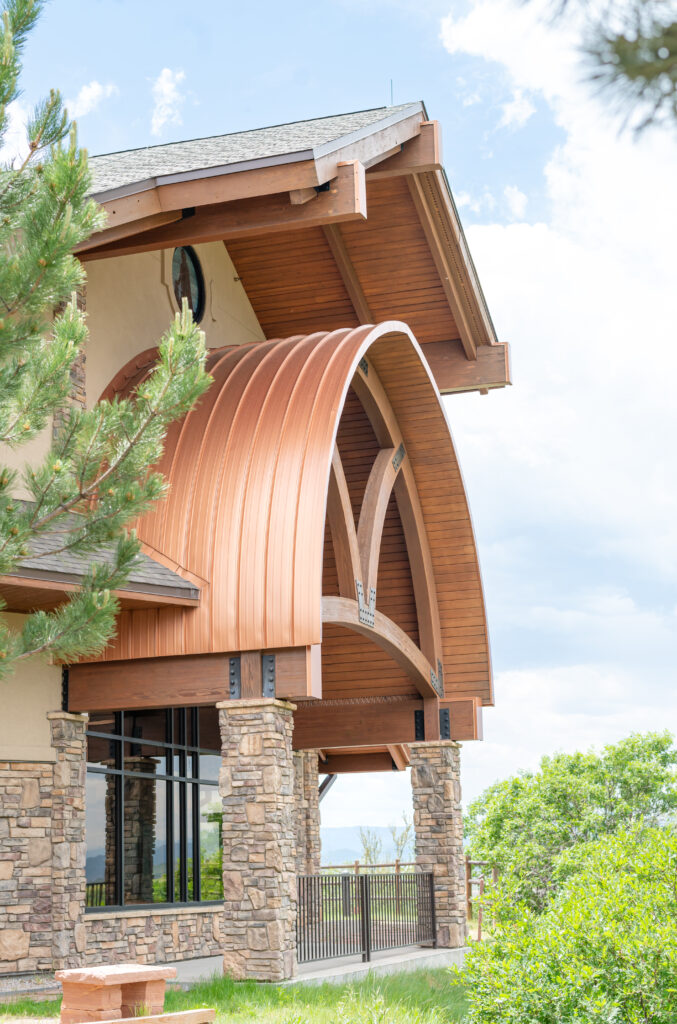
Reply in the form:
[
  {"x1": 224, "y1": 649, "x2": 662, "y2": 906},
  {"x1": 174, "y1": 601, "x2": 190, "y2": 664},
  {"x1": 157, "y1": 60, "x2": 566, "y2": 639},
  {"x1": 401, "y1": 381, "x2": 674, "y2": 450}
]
[
  {"x1": 79, "y1": 161, "x2": 367, "y2": 260},
  {"x1": 424, "y1": 338, "x2": 511, "y2": 395}
]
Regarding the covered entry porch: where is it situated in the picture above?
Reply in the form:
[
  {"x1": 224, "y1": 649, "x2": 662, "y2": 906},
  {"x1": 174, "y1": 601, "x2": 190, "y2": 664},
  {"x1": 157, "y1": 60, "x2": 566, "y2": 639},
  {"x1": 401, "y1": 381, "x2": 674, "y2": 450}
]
[{"x1": 65, "y1": 322, "x2": 489, "y2": 980}]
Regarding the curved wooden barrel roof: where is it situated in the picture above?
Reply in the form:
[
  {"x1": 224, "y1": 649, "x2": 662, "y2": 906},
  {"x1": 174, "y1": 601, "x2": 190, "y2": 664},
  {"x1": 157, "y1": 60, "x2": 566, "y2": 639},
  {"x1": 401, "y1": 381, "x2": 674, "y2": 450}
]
[{"x1": 100, "y1": 321, "x2": 493, "y2": 705}]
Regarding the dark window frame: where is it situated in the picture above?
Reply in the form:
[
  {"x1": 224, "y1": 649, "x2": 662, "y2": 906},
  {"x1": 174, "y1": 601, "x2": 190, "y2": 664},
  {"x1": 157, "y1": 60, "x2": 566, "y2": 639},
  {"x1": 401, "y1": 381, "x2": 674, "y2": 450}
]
[
  {"x1": 85, "y1": 707, "x2": 222, "y2": 912},
  {"x1": 172, "y1": 245, "x2": 206, "y2": 324}
]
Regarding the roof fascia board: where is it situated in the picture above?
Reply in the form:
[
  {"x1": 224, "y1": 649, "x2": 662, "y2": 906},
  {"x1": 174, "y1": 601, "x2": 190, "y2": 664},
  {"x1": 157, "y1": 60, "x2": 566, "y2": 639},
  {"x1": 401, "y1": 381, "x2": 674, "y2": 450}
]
[{"x1": 311, "y1": 102, "x2": 423, "y2": 160}]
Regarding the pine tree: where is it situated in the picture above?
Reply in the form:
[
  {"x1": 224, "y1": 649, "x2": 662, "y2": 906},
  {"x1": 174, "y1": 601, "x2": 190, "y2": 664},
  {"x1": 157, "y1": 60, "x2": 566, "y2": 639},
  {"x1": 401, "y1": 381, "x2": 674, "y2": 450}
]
[
  {"x1": 544, "y1": 0, "x2": 677, "y2": 130},
  {"x1": 0, "y1": 0, "x2": 210, "y2": 678}
]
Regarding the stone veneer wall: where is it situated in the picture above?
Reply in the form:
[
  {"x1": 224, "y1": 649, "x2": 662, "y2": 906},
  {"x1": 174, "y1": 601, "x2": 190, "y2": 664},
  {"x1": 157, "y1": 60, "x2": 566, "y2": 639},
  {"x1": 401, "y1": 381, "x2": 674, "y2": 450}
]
[
  {"x1": 293, "y1": 750, "x2": 321, "y2": 875},
  {"x1": 218, "y1": 698, "x2": 297, "y2": 982},
  {"x1": 83, "y1": 906, "x2": 227, "y2": 964},
  {"x1": 0, "y1": 712, "x2": 88, "y2": 973},
  {"x1": 409, "y1": 740, "x2": 467, "y2": 948}
]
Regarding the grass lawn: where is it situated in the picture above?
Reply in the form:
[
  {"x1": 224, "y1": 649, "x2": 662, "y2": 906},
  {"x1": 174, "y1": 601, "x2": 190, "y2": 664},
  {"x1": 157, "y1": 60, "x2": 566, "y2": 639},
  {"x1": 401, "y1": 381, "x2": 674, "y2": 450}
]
[{"x1": 0, "y1": 969, "x2": 467, "y2": 1024}]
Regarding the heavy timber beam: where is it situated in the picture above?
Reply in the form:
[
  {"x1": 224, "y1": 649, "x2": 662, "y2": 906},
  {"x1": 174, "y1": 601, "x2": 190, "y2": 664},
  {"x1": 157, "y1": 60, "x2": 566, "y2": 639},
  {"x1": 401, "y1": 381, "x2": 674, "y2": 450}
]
[
  {"x1": 74, "y1": 211, "x2": 182, "y2": 254},
  {"x1": 67, "y1": 646, "x2": 321, "y2": 711},
  {"x1": 424, "y1": 339, "x2": 511, "y2": 395},
  {"x1": 80, "y1": 161, "x2": 367, "y2": 260},
  {"x1": 293, "y1": 699, "x2": 421, "y2": 749},
  {"x1": 440, "y1": 697, "x2": 484, "y2": 740},
  {"x1": 322, "y1": 595, "x2": 440, "y2": 699}
]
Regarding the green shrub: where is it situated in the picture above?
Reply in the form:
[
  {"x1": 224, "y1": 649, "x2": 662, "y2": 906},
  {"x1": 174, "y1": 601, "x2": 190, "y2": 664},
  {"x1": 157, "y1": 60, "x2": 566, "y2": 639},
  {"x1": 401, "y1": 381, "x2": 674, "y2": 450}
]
[
  {"x1": 457, "y1": 825, "x2": 677, "y2": 1023},
  {"x1": 465, "y1": 731, "x2": 677, "y2": 912}
]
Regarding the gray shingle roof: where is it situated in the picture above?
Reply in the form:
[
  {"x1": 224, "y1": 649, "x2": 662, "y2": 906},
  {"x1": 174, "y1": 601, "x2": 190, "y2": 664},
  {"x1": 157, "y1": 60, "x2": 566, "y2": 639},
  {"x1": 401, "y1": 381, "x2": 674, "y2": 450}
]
[
  {"x1": 12, "y1": 513, "x2": 199, "y2": 601},
  {"x1": 89, "y1": 103, "x2": 422, "y2": 198}
]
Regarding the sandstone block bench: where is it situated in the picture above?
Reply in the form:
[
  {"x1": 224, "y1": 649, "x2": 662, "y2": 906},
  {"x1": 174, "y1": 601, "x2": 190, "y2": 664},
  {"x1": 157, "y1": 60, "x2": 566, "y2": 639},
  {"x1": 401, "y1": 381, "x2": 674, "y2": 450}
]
[{"x1": 55, "y1": 964, "x2": 214, "y2": 1024}]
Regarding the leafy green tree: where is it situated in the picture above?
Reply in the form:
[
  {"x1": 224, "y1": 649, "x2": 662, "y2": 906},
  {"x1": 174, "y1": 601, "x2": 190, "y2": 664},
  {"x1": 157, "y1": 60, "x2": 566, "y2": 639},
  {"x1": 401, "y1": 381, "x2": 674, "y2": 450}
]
[
  {"x1": 0, "y1": 0, "x2": 209, "y2": 676},
  {"x1": 359, "y1": 827, "x2": 383, "y2": 865},
  {"x1": 465, "y1": 731, "x2": 677, "y2": 911},
  {"x1": 457, "y1": 825, "x2": 677, "y2": 1024},
  {"x1": 388, "y1": 814, "x2": 413, "y2": 861}
]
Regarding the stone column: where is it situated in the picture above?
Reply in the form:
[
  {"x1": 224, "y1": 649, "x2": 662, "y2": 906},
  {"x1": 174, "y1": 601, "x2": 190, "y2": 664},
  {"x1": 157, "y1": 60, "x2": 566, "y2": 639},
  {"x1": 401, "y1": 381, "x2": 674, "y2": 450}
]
[
  {"x1": 217, "y1": 698, "x2": 297, "y2": 982},
  {"x1": 48, "y1": 711, "x2": 88, "y2": 969},
  {"x1": 293, "y1": 750, "x2": 321, "y2": 876},
  {"x1": 409, "y1": 741, "x2": 466, "y2": 948}
]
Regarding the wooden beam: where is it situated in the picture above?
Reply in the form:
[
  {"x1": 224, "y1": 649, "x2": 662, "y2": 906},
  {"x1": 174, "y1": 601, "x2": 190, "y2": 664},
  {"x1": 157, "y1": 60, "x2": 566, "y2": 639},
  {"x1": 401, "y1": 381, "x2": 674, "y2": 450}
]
[
  {"x1": 314, "y1": 110, "x2": 423, "y2": 185},
  {"x1": 321, "y1": 751, "x2": 395, "y2": 773},
  {"x1": 351, "y1": 362, "x2": 444, "y2": 678},
  {"x1": 322, "y1": 595, "x2": 438, "y2": 698},
  {"x1": 323, "y1": 224, "x2": 372, "y2": 323},
  {"x1": 368, "y1": 121, "x2": 442, "y2": 180},
  {"x1": 289, "y1": 186, "x2": 317, "y2": 205},
  {"x1": 326, "y1": 448, "x2": 361, "y2": 599},
  {"x1": 81, "y1": 162, "x2": 367, "y2": 260},
  {"x1": 423, "y1": 339, "x2": 511, "y2": 394},
  {"x1": 293, "y1": 698, "x2": 421, "y2": 749},
  {"x1": 441, "y1": 697, "x2": 484, "y2": 740},
  {"x1": 357, "y1": 447, "x2": 399, "y2": 593},
  {"x1": 408, "y1": 174, "x2": 477, "y2": 360},
  {"x1": 68, "y1": 646, "x2": 319, "y2": 711},
  {"x1": 387, "y1": 744, "x2": 410, "y2": 770},
  {"x1": 74, "y1": 211, "x2": 182, "y2": 253},
  {"x1": 0, "y1": 574, "x2": 199, "y2": 612}
]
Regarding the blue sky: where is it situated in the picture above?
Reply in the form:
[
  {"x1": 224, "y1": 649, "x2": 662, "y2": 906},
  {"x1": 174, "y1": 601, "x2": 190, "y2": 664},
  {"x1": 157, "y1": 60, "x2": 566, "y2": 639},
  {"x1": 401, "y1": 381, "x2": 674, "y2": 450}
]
[{"x1": 12, "y1": 0, "x2": 677, "y2": 828}]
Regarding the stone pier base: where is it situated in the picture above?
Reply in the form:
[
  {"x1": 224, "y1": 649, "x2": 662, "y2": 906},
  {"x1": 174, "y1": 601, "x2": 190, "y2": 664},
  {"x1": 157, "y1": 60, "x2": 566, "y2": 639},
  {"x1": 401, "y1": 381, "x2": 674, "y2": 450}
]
[
  {"x1": 293, "y1": 750, "x2": 321, "y2": 875},
  {"x1": 409, "y1": 741, "x2": 466, "y2": 948},
  {"x1": 217, "y1": 699, "x2": 298, "y2": 982}
]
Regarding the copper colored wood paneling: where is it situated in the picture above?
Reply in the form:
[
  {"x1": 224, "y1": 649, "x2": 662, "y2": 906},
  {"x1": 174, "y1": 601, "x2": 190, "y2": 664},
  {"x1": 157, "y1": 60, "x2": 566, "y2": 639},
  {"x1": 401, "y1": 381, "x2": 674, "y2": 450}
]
[{"x1": 85, "y1": 321, "x2": 492, "y2": 707}]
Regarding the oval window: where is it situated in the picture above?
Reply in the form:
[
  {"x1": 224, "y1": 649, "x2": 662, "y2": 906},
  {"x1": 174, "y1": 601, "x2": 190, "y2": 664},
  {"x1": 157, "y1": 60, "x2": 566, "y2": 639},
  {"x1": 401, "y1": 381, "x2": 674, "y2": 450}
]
[{"x1": 172, "y1": 246, "x2": 205, "y2": 323}]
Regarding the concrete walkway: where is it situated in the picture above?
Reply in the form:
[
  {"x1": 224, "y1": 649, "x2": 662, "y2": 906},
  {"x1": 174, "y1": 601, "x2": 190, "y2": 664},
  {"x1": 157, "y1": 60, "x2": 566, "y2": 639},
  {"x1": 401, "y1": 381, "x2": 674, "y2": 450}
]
[{"x1": 168, "y1": 945, "x2": 467, "y2": 988}]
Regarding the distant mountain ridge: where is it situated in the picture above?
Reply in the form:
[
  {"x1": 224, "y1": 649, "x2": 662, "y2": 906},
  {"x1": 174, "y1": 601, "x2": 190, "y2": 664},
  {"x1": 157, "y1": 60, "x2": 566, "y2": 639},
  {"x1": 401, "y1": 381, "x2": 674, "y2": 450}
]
[{"x1": 320, "y1": 826, "x2": 412, "y2": 866}]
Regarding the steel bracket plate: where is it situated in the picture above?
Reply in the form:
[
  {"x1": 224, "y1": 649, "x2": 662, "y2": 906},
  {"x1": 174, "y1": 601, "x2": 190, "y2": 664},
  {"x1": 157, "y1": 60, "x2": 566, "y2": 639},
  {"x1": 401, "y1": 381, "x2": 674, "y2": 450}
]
[{"x1": 229, "y1": 656, "x2": 241, "y2": 699}]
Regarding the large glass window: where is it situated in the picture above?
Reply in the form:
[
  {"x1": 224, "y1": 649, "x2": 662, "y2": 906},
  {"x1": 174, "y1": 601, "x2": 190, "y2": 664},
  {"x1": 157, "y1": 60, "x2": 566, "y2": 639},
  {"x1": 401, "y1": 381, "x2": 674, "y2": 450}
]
[{"x1": 85, "y1": 708, "x2": 222, "y2": 908}]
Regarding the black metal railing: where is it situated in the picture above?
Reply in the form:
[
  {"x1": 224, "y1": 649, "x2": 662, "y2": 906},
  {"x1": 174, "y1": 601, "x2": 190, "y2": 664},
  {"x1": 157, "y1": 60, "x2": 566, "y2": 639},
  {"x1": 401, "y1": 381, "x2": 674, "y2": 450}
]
[{"x1": 297, "y1": 871, "x2": 436, "y2": 964}]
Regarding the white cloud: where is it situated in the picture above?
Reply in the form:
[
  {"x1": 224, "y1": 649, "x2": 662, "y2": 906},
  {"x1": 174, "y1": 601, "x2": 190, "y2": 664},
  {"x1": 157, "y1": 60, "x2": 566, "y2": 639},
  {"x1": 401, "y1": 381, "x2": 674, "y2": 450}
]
[
  {"x1": 499, "y1": 88, "x2": 536, "y2": 128},
  {"x1": 462, "y1": 662, "x2": 677, "y2": 806},
  {"x1": 151, "y1": 68, "x2": 186, "y2": 137},
  {"x1": 66, "y1": 81, "x2": 118, "y2": 119},
  {"x1": 0, "y1": 100, "x2": 28, "y2": 167},
  {"x1": 463, "y1": 91, "x2": 482, "y2": 107},
  {"x1": 503, "y1": 183, "x2": 527, "y2": 218},
  {"x1": 456, "y1": 188, "x2": 496, "y2": 214}
]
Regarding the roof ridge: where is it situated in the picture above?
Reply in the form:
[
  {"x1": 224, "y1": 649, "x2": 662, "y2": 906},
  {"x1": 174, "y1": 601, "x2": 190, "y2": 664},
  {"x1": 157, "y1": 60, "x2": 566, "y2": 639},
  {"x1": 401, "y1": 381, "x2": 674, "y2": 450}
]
[{"x1": 89, "y1": 102, "x2": 419, "y2": 162}]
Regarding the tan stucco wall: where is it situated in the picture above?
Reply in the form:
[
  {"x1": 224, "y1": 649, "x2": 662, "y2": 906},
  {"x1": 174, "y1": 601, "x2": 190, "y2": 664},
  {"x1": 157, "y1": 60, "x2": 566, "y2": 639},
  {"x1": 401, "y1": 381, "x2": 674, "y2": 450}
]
[
  {"x1": 0, "y1": 614, "x2": 61, "y2": 762},
  {"x1": 85, "y1": 241, "x2": 264, "y2": 404}
]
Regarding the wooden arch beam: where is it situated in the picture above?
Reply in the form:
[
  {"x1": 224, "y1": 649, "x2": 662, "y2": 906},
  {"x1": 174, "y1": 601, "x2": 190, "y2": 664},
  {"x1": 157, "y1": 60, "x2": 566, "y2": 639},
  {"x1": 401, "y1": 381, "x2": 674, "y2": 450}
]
[
  {"x1": 350, "y1": 358, "x2": 444, "y2": 679},
  {"x1": 322, "y1": 595, "x2": 439, "y2": 698}
]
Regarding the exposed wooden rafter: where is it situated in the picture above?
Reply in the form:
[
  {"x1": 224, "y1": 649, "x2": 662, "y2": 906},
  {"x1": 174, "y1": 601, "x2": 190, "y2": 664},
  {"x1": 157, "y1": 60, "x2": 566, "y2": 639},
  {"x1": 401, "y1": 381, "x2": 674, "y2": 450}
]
[
  {"x1": 408, "y1": 173, "x2": 477, "y2": 360},
  {"x1": 322, "y1": 224, "x2": 372, "y2": 323}
]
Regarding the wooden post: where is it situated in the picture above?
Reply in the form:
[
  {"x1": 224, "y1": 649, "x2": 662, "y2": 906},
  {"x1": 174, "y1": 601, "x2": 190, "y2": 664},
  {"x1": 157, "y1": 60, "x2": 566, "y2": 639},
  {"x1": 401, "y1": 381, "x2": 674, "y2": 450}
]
[
  {"x1": 477, "y1": 876, "x2": 485, "y2": 942},
  {"x1": 354, "y1": 860, "x2": 360, "y2": 874},
  {"x1": 465, "y1": 854, "x2": 472, "y2": 920},
  {"x1": 395, "y1": 858, "x2": 402, "y2": 915}
]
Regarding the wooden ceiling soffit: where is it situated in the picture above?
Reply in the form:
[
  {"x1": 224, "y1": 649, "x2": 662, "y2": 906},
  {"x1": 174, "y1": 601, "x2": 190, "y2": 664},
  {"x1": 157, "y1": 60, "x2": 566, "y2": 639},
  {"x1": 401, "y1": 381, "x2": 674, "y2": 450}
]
[
  {"x1": 367, "y1": 121, "x2": 442, "y2": 181},
  {"x1": 322, "y1": 224, "x2": 372, "y2": 323},
  {"x1": 67, "y1": 645, "x2": 321, "y2": 712},
  {"x1": 424, "y1": 339, "x2": 511, "y2": 395},
  {"x1": 80, "y1": 161, "x2": 367, "y2": 260}
]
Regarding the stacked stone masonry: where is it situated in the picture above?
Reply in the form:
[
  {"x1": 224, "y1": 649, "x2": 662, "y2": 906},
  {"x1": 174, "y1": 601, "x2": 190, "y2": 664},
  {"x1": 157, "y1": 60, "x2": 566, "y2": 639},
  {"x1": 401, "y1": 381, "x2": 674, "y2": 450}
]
[
  {"x1": 409, "y1": 740, "x2": 467, "y2": 948},
  {"x1": 83, "y1": 906, "x2": 226, "y2": 965},
  {"x1": 218, "y1": 698, "x2": 298, "y2": 982},
  {"x1": 0, "y1": 712, "x2": 88, "y2": 974},
  {"x1": 293, "y1": 750, "x2": 321, "y2": 875}
]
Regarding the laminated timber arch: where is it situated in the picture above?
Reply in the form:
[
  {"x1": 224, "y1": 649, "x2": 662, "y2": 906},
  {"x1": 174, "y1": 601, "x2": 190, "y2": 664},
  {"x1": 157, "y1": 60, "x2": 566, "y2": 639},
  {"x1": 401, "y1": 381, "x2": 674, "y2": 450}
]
[{"x1": 69, "y1": 322, "x2": 492, "y2": 740}]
